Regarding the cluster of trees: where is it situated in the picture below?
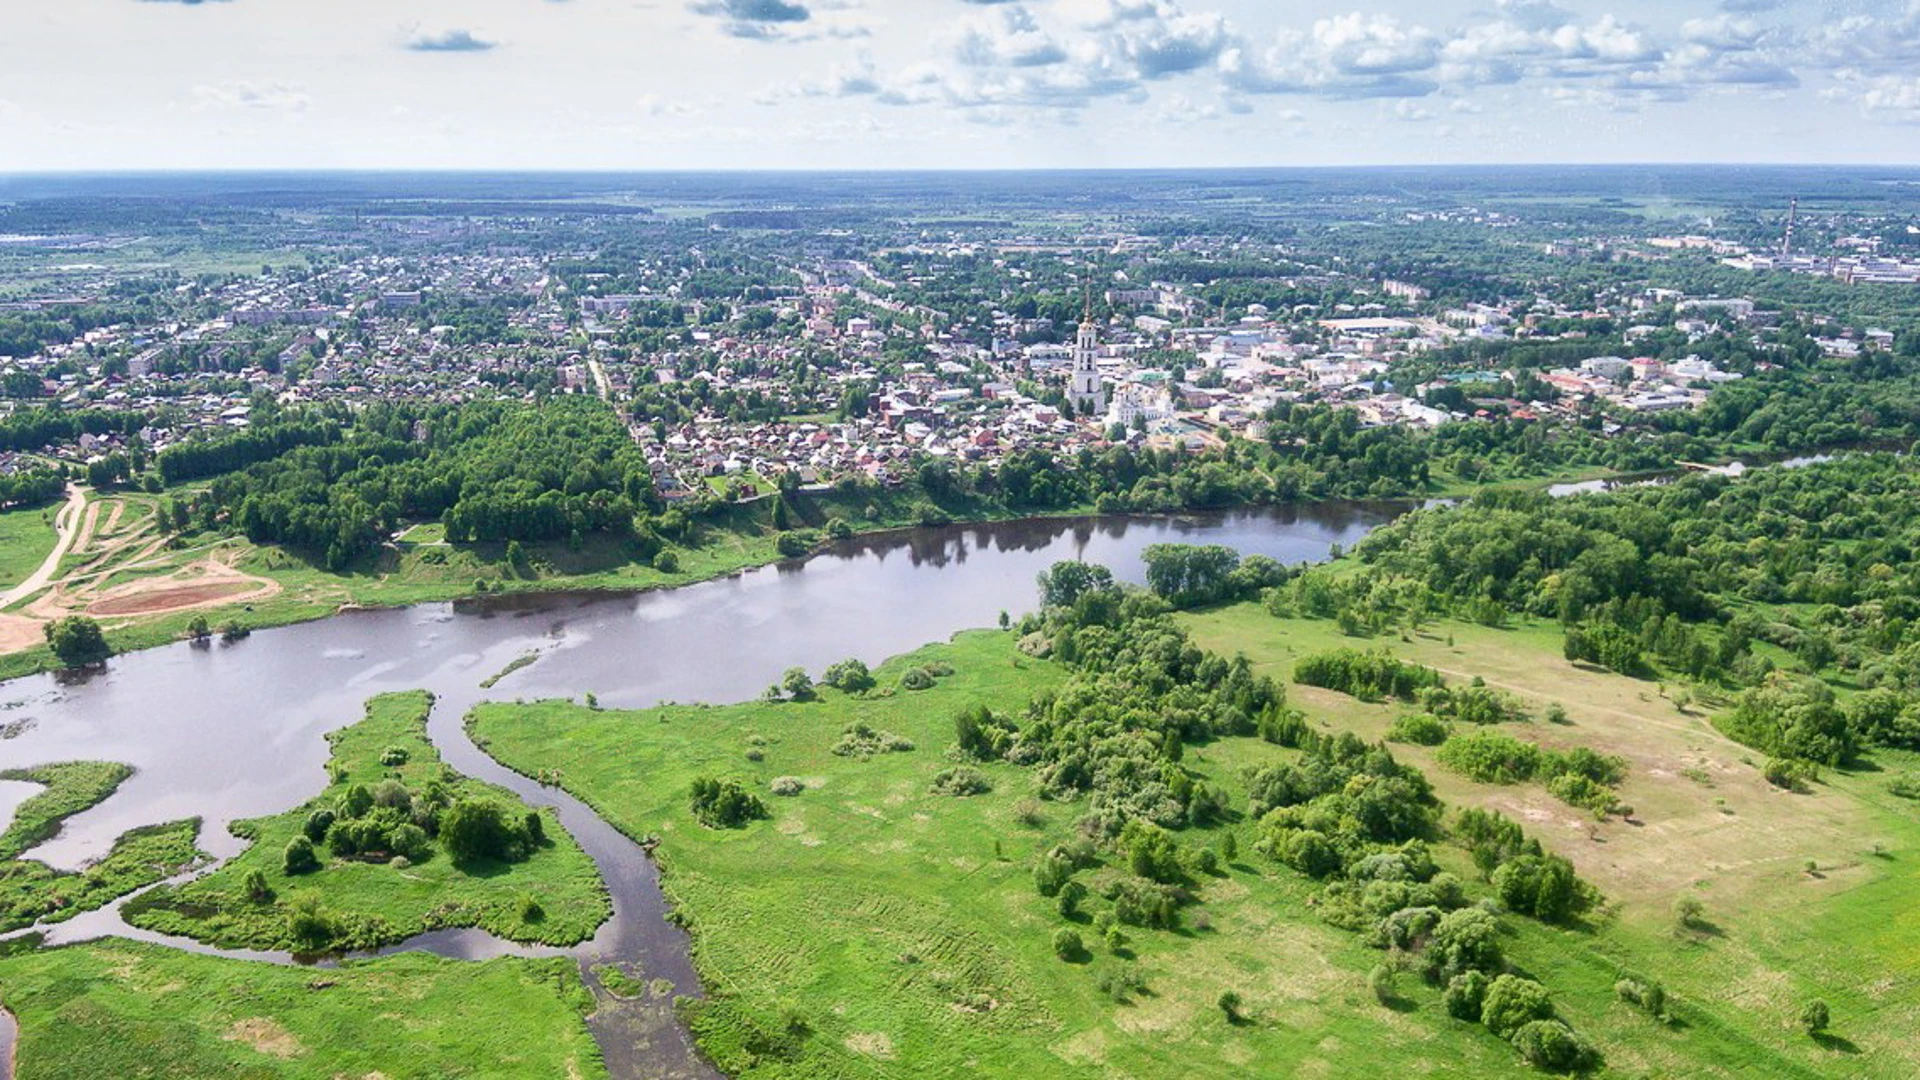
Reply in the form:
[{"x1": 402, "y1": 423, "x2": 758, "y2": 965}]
[
  {"x1": 1140, "y1": 544, "x2": 1288, "y2": 609},
  {"x1": 284, "y1": 778, "x2": 544, "y2": 873},
  {"x1": 1293, "y1": 648, "x2": 1445, "y2": 702},
  {"x1": 689, "y1": 777, "x2": 768, "y2": 829},
  {"x1": 197, "y1": 399, "x2": 655, "y2": 569},
  {"x1": 1436, "y1": 732, "x2": 1628, "y2": 816},
  {"x1": 1337, "y1": 455, "x2": 1920, "y2": 771},
  {"x1": 0, "y1": 467, "x2": 62, "y2": 508}
]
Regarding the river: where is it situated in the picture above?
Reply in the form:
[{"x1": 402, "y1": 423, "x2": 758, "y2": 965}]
[{"x1": 0, "y1": 503, "x2": 1399, "y2": 1079}]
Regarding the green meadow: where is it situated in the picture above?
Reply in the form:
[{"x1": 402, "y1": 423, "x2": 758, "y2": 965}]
[{"x1": 0, "y1": 941, "x2": 604, "y2": 1080}]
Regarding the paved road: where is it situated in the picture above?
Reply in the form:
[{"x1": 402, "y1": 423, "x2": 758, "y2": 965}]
[{"x1": 0, "y1": 485, "x2": 86, "y2": 609}]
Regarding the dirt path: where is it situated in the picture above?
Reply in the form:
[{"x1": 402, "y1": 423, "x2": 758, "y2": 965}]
[{"x1": 0, "y1": 486, "x2": 87, "y2": 610}]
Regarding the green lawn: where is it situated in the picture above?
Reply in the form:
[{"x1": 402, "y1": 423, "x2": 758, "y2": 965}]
[
  {"x1": 0, "y1": 502, "x2": 61, "y2": 591},
  {"x1": 0, "y1": 941, "x2": 605, "y2": 1080},
  {"x1": 123, "y1": 691, "x2": 609, "y2": 953}
]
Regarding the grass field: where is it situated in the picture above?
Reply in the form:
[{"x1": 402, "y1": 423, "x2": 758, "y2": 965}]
[
  {"x1": 0, "y1": 941, "x2": 605, "y2": 1080},
  {"x1": 123, "y1": 691, "x2": 609, "y2": 953},
  {"x1": 1, "y1": 819, "x2": 204, "y2": 935},
  {"x1": 1181, "y1": 604, "x2": 1920, "y2": 1078},
  {"x1": 468, "y1": 627, "x2": 1857, "y2": 1079},
  {"x1": 0, "y1": 503, "x2": 60, "y2": 592}
]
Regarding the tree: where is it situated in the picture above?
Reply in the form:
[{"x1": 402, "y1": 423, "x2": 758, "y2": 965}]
[
  {"x1": 1444, "y1": 970, "x2": 1491, "y2": 1021},
  {"x1": 1217, "y1": 990, "x2": 1243, "y2": 1022},
  {"x1": 43, "y1": 616, "x2": 110, "y2": 667},
  {"x1": 283, "y1": 835, "x2": 320, "y2": 875},
  {"x1": 1036, "y1": 561, "x2": 1115, "y2": 609},
  {"x1": 1800, "y1": 999, "x2": 1830, "y2": 1036},
  {"x1": 440, "y1": 798, "x2": 514, "y2": 862},
  {"x1": 1426, "y1": 908, "x2": 1502, "y2": 982},
  {"x1": 186, "y1": 614, "x2": 211, "y2": 641},
  {"x1": 243, "y1": 868, "x2": 273, "y2": 902},
  {"x1": 822, "y1": 658, "x2": 875, "y2": 693},
  {"x1": 285, "y1": 891, "x2": 336, "y2": 952},
  {"x1": 781, "y1": 667, "x2": 815, "y2": 701},
  {"x1": 1051, "y1": 928, "x2": 1083, "y2": 961},
  {"x1": 1481, "y1": 975, "x2": 1553, "y2": 1039},
  {"x1": 1511, "y1": 1019, "x2": 1595, "y2": 1071}
]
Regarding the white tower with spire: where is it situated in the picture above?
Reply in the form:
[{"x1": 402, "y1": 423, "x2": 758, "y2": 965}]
[{"x1": 1068, "y1": 293, "x2": 1105, "y2": 418}]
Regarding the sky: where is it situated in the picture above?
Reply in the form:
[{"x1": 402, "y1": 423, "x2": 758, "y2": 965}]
[{"x1": 3, "y1": 0, "x2": 1919, "y2": 170}]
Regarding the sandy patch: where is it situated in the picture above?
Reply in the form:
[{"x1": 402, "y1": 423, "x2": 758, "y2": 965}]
[
  {"x1": 224, "y1": 1017, "x2": 305, "y2": 1059},
  {"x1": 0, "y1": 614, "x2": 42, "y2": 654},
  {"x1": 844, "y1": 1032, "x2": 896, "y2": 1059}
]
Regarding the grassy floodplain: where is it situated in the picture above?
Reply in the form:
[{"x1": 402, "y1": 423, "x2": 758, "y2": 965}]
[
  {"x1": 123, "y1": 690, "x2": 608, "y2": 953},
  {"x1": 0, "y1": 941, "x2": 605, "y2": 1080},
  {"x1": 465, "y1": 613, "x2": 1919, "y2": 1079},
  {"x1": 0, "y1": 758, "x2": 203, "y2": 935}
]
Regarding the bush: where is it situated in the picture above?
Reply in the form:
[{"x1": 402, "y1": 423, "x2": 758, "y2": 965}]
[
  {"x1": 1492, "y1": 854, "x2": 1583, "y2": 923},
  {"x1": 1052, "y1": 928, "x2": 1084, "y2": 961},
  {"x1": 688, "y1": 777, "x2": 769, "y2": 829},
  {"x1": 1426, "y1": 908, "x2": 1502, "y2": 982},
  {"x1": 1800, "y1": 999, "x2": 1829, "y2": 1035},
  {"x1": 1217, "y1": 989, "x2": 1243, "y2": 1021},
  {"x1": 440, "y1": 799, "x2": 521, "y2": 861},
  {"x1": 821, "y1": 658, "x2": 876, "y2": 693},
  {"x1": 1763, "y1": 757, "x2": 1818, "y2": 791},
  {"x1": 1889, "y1": 773, "x2": 1920, "y2": 799},
  {"x1": 1614, "y1": 977, "x2": 1666, "y2": 1019},
  {"x1": 769, "y1": 776, "x2": 805, "y2": 796},
  {"x1": 900, "y1": 668, "x2": 935, "y2": 691},
  {"x1": 283, "y1": 835, "x2": 320, "y2": 875},
  {"x1": 302, "y1": 808, "x2": 336, "y2": 844},
  {"x1": 379, "y1": 746, "x2": 410, "y2": 767},
  {"x1": 1511, "y1": 1019, "x2": 1595, "y2": 1071},
  {"x1": 1368, "y1": 964, "x2": 1397, "y2": 1005},
  {"x1": 242, "y1": 868, "x2": 273, "y2": 903},
  {"x1": 1386, "y1": 713, "x2": 1450, "y2": 745},
  {"x1": 832, "y1": 723, "x2": 914, "y2": 758},
  {"x1": 1437, "y1": 730, "x2": 1542, "y2": 784},
  {"x1": 1293, "y1": 648, "x2": 1443, "y2": 701},
  {"x1": 652, "y1": 549, "x2": 680, "y2": 573},
  {"x1": 1444, "y1": 970, "x2": 1490, "y2": 1021},
  {"x1": 930, "y1": 766, "x2": 992, "y2": 797},
  {"x1": 1481, "y1": 975, "x2": 1553, "y2": 1039},
  {"x1": 519, "y1": 894, "x2": 545, "y2": 923},
  {"x1": 285, "y1": 892, "x2": 337, "y2": 952}
]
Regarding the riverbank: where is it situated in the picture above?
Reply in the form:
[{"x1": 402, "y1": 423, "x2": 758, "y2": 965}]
[{"x1": 0, "y1": 491, "x2": 1399, "y2": 685}]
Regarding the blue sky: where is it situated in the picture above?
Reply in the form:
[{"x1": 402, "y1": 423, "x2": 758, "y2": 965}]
[{"x1": 4, "y1": 0, "x2": 1918, "y2": 169}]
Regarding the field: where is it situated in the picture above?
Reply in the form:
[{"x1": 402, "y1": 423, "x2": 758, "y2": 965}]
[
  {"x1": 465, "y1": 625, "x2": 1807, "y2": 1079},
  {"x1": 0, "y1": 941, "x2": 604, "y2": 1080},
  {"x1": 123, "y1": 691, "x2": 609, "y2": 953},
  {"x1": 0, "y1": 504, "x2": 60, "y2": 593},
  {"x1": 1181, "y1": 604, "x2": 1920, "y2": 1078}
]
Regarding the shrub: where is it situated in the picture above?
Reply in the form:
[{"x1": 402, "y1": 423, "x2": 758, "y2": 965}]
[
  {"x1": 242, "y1": 868, "x2": 273, "y2": 903},
  {"x1": 519, "y1": 894, "x2": 545, "y2": 923},
  {"x1": 652, "y1": 549, "x2": 679, "y2": 573},
  {"x1": 379, "y1": 745, "x2": 410, "y2": 767},
  {"x1": 1052, "y1": 928, "x2": 1084, "y2": 961},
  {"x1": 769, "y1": 776, "x2": 805, "y2": 796},
  {"x1": 1387, "y1": 713, "x2": 1450, "y2": 745},
  {"x1": 688, "y1": 778, "x2": 769, "y2": 829},
  {"x1": 1368, "y1": 964, "x2": 1397, "y2": 1005},
  {"x1": 285, "y1": 893, "x2": 337, "y2": 952},
  {"x1": 821, "y1": 658, "x2": 876, "y2": 693},
  {"x1": 1800, "y1": 999, "x2": 1829, "y2": 1035},
  {"x1": 302, "y1": 808, "x2": 336, "y2": 843},
  {"x1": 1492, "y1": 854, "x2": 1583, "y2": 923},
  {"x1": 900, "y1": 668, "x2": 935, "y2": 691},
  {"x1": 1293, "y1": 648, "x2": 1443, "y2": 701},
  {"x1": 833, "y1": 723, "x2": 914, "y2": 758},
  {"x1": 930, "y1": 766, "x2": 992, "y2": 797},
  {"x1": 1437, "y1": 730, "x2": 1542, "y2": 784},
  {"x1": 1444, "y1": 970, "x2": 1491, "y2": 1021},
  {"x1": 1217, "y1": 990, "x2": 1242, "y2": 1021},
  {"x1": 1672, "y1": 894, "x2": 1706, "y2": 930},
  {"x1": 1614, "y1": 977, "x2": 1666, "y2": 1019},
  {"x1": 1889, "y1": 773, "x2": 1920, "y2": 799},
  {"x1": 1426, "y1": 908, "x2": 1502, "y2": 982},
  {"x1": 1763, "y1": 757, "x2": 1817, "y2": 791},
  {"x1": 283, "y1": 835, "x2": 320, "y2": 875},
  {"x1": 1511, "y1": 1019, "x2": 1595, "y2": 1071},
  {"x1": 389, "y1": 823, "x2": 430, "y2": 861},
  {"x1": 1481, "y1": 975, "x2": 1553, "y2": 1039}
]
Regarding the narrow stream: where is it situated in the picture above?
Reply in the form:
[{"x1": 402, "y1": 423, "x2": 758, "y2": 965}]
[{"x1": 0, "y1": 506, "x2": 1400, "y2": 1078}]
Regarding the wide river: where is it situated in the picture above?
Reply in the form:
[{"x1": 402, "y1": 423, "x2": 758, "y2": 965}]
[{"x1": 0, "y1": 504, "x2": 1399, "y2": 1078}]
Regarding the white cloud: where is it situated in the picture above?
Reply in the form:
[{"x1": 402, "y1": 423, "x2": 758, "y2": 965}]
[{"x1": 191, "y1": 81, "x2": 312, "y2": 113}]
